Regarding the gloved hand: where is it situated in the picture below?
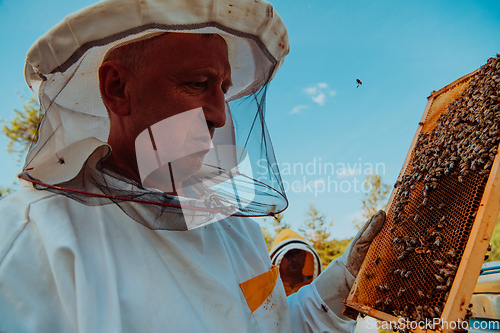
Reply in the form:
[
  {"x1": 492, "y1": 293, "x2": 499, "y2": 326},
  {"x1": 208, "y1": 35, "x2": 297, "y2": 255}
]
[{"x1": 313, "y1": 210, "x2": 386, "y2": 318}]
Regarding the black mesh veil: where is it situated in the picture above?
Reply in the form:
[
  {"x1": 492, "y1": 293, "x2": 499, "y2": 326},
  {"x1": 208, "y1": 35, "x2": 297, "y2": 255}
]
[{"x1": 21, "y1": 24, "x2": 288, "y2": 231}]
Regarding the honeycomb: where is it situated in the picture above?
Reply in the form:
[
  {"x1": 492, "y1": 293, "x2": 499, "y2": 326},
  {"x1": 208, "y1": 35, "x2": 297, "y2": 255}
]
[{"x1": 349, "y1": 54, "x2": 500, "y2": 327}]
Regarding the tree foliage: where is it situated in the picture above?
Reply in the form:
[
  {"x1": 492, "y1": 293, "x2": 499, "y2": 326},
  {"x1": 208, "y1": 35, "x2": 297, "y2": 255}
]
[
  {"x1": 0, "y1": 186, "x2": 12, "y2": 200},
  {"x1": 485, "y1": 213, "x2": 500, "y2": 263},
  {"x1": 353, "y1": 174, "x2": 390, "y2": 230},
  {"x1": 300, "y1": 203, "x2": 349, "y2": 266},
  {"x1": 262, "y1": 212, "x2": 290, "y2": 250},
  {"x1": 2, "y1": 95, "x2": 42, "y2": 161}
]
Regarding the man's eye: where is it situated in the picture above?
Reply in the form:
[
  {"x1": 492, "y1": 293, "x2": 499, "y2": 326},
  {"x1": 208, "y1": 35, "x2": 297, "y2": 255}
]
[{"x1": 186, "y1": 82, "x2": 206, "y2": 90}]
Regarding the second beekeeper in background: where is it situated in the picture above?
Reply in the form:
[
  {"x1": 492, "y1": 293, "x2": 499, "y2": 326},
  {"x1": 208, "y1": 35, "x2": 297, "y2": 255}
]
[{"x1": 270, "y1": 229, "x2": 323, "y2": 296}]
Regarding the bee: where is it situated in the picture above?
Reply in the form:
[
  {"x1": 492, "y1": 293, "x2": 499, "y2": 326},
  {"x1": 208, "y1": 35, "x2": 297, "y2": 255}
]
[
  {"x1": 389, "y1": 226, "x2": 397, "y2": 233},
  {"x1": 397, "y1": 288, "x2": 406, "y2": 298},
  {"x1": 56, "y1": 153, "x2": 65, "y2": 164},
  {"x1": 446, "y1": 263, "x2": 457, "y2": 270},
  {"x1": 417, "y1": 290, "x2": 426, "y2": 299},
  {"x1": 447, "y1": 248, "x2": 457, "y2": 257},
  {"x1": 436, "y1": 285, "x2": 448, "y2": 291},
  {"x1": 434, "y1": 306, "x2": 442, "y2": 316},
  {"x1": 397, "y1": 252, "x2": 409, "y2": 261},
  {"x1": 428, "y1": 307, "x2": 436, "y2": 318},
  {"x1": 388, "y1": 266, "x2": 395, "y2": 274},
  {"x1": 415, "y1": 247, "x2": 426, "y2": 254},
  {"x1": 440, "y1": 215, "x2": 446, "y2": 222},
  {"x1": 434, "y1": 260, "x2": 445, "y2": 266},
  {"x1": 433, "y1": 237, "x2": 442, "y2": 248},
  {"x1": 394, "y1": 268, "x2": 401, "y2": 275},
  {"x1": 485, "y1": 254, "x2": 490, "y2": 261},
  {"x1": 446, "y1": 277, "x2": 454, "y2": 288},
  {"x1": 356, "y1": 78, "x2": 363, "y2": 88},
  {"x1": 404, "y1": 271, "x2": 412, "y2": 278},
  {"x1": 374, "y1": 257, "x2": 381, "y2": 265},
  {"x1": 414, "y1": 215, "x2": 420, "y2": 223},
  {"x1": 434, "y1": 274, "x2": 445, "y2": 283},
  {"x1": 385, "y1": 298, "x2": 393, "y2": 306},
  {"x1": 488, "y1": 244, "x2": 492, "y2": 252}
]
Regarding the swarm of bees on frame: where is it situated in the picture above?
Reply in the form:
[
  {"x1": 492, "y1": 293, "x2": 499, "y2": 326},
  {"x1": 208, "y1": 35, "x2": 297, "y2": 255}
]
[{"x1": 364, "y1": 54, "x2": 500, "y2": 329}]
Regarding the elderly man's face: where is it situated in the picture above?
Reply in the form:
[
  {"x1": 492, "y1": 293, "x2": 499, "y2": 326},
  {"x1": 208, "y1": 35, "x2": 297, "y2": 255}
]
[
  {"x1": 130, "y1": 33, "x2": 231, "y2": 133},
  {"x1": 102, "y1": 33, "x2": 232, "y2": 184}
]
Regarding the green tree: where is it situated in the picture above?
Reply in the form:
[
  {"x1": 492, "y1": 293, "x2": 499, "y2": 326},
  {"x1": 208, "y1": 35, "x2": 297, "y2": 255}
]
[
  {"x1": 2, "y1": 95, "x2": 42, "y2": 161},
  {"x1": 262, "y1": 212, "x2": 290, "y2": 250},
  {"x1": 353, "y1": 174, "x2": 390, "y2": 230},
  {"x1": 0, "y1": 186, "x2": 12, "y2": 200},
  {"x1": 300, "y1": 203, "x2": 348, "y2": 266},
  {"x1": 485, "y1": 213, "x2": 500, "y2": 262}
]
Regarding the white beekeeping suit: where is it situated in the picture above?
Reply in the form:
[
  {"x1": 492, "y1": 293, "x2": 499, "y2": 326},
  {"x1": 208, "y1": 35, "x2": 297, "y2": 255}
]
[{"x1": 0, "y1": 0, "x2": 385, "y2": 332}]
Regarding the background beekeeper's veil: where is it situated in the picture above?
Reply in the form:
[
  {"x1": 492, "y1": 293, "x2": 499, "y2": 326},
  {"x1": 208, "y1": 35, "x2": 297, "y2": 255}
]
[{"x1": 21, "y1": 0, "x2": 289, "y2": 230}]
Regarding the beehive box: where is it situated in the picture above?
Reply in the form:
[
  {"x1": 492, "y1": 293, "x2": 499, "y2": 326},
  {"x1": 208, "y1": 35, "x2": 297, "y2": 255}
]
[{"x1": 344, "y1": 54, "x2": 500, "y2": 333}]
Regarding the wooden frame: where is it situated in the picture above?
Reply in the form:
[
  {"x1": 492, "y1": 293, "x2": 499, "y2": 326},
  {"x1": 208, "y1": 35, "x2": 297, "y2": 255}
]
[{"x1": 343, "y1": 68, "x2": 500, "y2": 333}]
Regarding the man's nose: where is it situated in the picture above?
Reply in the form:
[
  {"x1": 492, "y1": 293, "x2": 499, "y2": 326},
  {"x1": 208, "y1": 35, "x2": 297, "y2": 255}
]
[{"x1": 203, "y1": 87, "x2": 227, "y2": 129}]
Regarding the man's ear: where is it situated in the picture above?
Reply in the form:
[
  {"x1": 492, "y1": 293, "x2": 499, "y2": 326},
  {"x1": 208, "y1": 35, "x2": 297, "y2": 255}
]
[{"x1": 99, "y1": 61, "x2": 131, "y2": 117}]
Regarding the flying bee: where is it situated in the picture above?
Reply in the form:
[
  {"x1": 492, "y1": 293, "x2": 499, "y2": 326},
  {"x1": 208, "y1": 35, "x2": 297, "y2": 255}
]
[{"x1": 488, "y1": 244, "x2": 492, "y2": 252}]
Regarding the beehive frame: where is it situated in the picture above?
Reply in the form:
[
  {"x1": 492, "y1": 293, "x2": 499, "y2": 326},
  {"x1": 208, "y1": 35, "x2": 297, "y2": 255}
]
[{"x1": 343, "y1": 63, "x2": 500, "y2": 333}]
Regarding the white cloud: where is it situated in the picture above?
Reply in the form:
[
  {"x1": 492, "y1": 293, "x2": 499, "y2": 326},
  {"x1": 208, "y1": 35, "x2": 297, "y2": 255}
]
[
  {"x1": 303, "y1": 87, "x2": 318, "y2": 95},
  {"x1": 290, "y1": 105, "x2": 308, "y2": 114},
  {"x1": 312, "y1": 93, "x2": 326, "y2": 106},
  {"x1": 303, "y1": 83, "x2": 336, "y2": 106},
  {"x1": 312, "y1": 178, "x2": 325, "y2": 189},
  {"x1": 336, "y1": 168, "x2": 361, "y2": 178}
]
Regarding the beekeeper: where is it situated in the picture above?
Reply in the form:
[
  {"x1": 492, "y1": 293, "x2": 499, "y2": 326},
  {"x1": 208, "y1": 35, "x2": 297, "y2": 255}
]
[
  {"x1": 0, "y1": 0, "x2": 386, "y2": 332},
  {"x1": 270, "y1": 229, "x2": 322, "y2": 296}
]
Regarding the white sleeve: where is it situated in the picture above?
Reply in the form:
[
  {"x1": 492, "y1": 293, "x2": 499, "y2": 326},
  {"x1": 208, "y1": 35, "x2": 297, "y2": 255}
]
[{"x1": 286, "y1": 257, "x2": 357, "y2": 333}]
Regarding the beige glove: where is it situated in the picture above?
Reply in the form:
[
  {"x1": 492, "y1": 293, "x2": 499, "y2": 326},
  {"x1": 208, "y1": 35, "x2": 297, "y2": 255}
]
[{"x1": 313, "y1": 210, "x2": 386, "y2": 317}]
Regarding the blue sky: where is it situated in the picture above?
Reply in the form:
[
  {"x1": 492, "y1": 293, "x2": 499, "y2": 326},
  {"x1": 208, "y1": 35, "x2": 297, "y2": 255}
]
[{"x1": 0, "y1": 0, "x2": 499, "y2": 239}]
